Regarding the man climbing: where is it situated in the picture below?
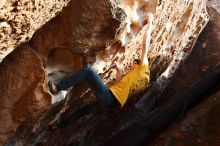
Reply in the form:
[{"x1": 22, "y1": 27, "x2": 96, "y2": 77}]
[{"x1": 48, "y1": 14, "x2": 153, "y2": 108}]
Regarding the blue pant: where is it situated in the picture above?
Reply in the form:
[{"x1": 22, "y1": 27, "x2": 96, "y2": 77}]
[{"x1": 59, "y1": 65, "x2": 116, "y2": 106}]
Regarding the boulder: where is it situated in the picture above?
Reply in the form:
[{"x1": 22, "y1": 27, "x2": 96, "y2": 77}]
[
  {"x1": 0, "y1": 45, "x2": 51, "y2": 145},
  {"x1": 0, "y1": 0, "x2": 70, "y2": 62}
]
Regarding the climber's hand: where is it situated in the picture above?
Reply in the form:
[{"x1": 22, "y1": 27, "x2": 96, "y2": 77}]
[
  {"x1": 144, "y1": 13, "x2": 153, "y2": 25},
  {"x1": 147, "y1": 13, "x2": 153, "y2": 20}
]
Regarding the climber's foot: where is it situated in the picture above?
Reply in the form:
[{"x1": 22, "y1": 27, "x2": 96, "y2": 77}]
[{"x1": 48, "y1": 81, "x2": 60, "y2": 94}]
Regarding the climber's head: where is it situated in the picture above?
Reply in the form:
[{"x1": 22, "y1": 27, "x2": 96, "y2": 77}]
[{"x1": 131, "y1": 59, "x2": 141, "y2": 70}]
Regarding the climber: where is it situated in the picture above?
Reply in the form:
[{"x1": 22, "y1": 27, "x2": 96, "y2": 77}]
[
  {"x1": 47, "y1": 14, "x2": 153, "y2": 130},
  {"x1": 48, "y1": 14, "x2": 153, "y2": 108}
]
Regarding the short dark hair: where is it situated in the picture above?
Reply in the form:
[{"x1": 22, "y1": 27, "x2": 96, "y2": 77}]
[{"x1": 134, "y1": 59, "x2": 141, "y2": 65}]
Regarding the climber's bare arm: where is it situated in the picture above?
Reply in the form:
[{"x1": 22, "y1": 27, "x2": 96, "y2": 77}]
[
  {"x1": 115, "y1": 70, "x2": 122, "y2": 82},
  {"x1": 114, "y1": 63, "x2": 123, "y2": 82},
  {"x1": 141, "y1": 14, "x2": 153, "y2": 65}
]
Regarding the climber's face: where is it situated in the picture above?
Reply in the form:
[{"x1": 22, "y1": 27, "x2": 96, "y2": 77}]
[{"x1": 131, "y1": 60, "x2": 139, "y2": 70}]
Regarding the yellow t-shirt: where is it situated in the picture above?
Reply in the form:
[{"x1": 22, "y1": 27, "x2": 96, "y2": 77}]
[{"x1": 109, "y1": 63, "x2": 150, "y2": 107}]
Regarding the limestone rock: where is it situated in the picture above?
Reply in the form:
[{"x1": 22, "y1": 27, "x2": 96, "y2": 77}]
[
  {"x1": 0, "y1": 0, "x2": 70, "y2": 62},
  {"x1": 29, "y1": 0, "x2": 120, "y2": 74},
  {"x1": 29, "y1": 0, "x2": 209, "y2": 90},
  {"x1": 102, "y1": 0, "x2": 210, "y2": 87},
  {"x1": 149, "y1": 91, "x2": 220, "y2": 146},
  {"x1": 148, "y1": 0, "x2": 220, "y2": 144},
  {"x1": 0, "y1": 46, "x2": 51, "y2": 145},
  {"x1": 0, "y1": 0, "x2": 214, "y2": 145}
]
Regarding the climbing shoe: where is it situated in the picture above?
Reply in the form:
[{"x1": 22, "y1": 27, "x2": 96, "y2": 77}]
[{"x1": 48, "y1": 81, "x2": 60, "y2": 94}]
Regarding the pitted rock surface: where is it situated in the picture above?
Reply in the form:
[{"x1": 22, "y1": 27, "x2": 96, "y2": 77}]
[
  {"x1": 0, "y1": 46, "x2": 51, "y2": 145},
  {"x1": 0, "y1": 0, "x2": 70, "y2": 62},
  {"x1": 1, "y1": 0, "x2": 218, "y2": 145}
]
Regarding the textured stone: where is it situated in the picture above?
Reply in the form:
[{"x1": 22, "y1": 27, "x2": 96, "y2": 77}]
[
  {"x1": 148, "y1": 91, "x2": 220, "y2": 146},
  {"x1": 0, "y1": 0, "x2": 215, "y2": 145},
  {"x1": 0, "y1": 0, "x2": 70, "y2": 62},
  {"x1": 92, "y1": 0, "x2": 209, "y2": 91},
  {"x1": 148, "y1": 1, "x2": 220, "y2": 145},
  {"x1": 0, "y1": 46, "x2": 51, "y2": 145},
  {"x1": 29, "y1": 0, "x2": 209, "y2": 90},
  {"x1": 29, "y1": 0, "x2": 120, "y2": 75}
]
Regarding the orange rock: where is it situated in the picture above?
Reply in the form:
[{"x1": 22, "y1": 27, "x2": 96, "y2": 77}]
[{"x1": 0, "y1": 45, "x2": 51, "y2": 145}]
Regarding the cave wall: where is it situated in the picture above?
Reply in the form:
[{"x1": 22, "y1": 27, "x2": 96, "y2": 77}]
[
  {"x1": 0, "y1": 0, "x2": 121, "y2": 144},
  {"x1": 88, "y1": 0, "x2": 210, "y2": 91},
  {"x1": 29, "y1": 0, "x2": 120, "y2": 74},
  {"x1": 0, "y1": 1, "x2": 71, "y2": 144},
  {"x1": 0, "y1": 0, "x2": 213, "y2": 145},
  {"x1": 148, "y1": 0, "x2": 220, "y2": 145},
  {"x1": 0, "y1": 45, "x2": 51, "y2": 145},
  {"x1": 0, "y1": 0, "x2": 70, "y2": 62},
  {"x1": 29, "y1": 0, "x2": 210, "y2": 89}
]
